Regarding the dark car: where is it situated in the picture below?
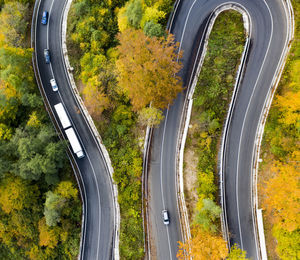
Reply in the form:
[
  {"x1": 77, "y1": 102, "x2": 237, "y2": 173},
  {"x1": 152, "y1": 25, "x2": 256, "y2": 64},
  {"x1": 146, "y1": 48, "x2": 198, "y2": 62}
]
[
  {"x1": 41, "y1": 11, "x2": 48, "y2": 25},
  {"x1": 44, "y1": 49, "x2": 50, "y2": 64}
]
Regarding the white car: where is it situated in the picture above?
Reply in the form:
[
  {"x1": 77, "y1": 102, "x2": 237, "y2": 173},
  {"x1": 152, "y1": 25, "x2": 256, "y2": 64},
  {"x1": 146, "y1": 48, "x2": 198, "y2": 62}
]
[
  {"x1": 162, "y1": 210, "x2": 169, "y2": 225},
  {"x1": 50, "y1": 79, "x2": 58, "y2": 91}
]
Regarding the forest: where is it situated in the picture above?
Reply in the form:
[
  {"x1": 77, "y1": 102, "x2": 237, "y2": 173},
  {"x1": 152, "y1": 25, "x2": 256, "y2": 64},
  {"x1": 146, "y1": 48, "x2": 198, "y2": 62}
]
[
  {"x1": 0, "y1": 0, "x2": 297, "y2": 258},
  {"x1": 0, "y1": 0, "x2": 81, "y2": 259},
  {"x1": 259, "y1": 0, "x2": 300, "y2": 259}
]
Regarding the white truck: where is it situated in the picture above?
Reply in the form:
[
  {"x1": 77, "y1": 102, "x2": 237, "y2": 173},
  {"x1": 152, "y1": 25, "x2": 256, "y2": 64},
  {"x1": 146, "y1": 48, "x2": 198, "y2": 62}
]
[
  {"x1": 65, "y1": 127, "x2": 85, "y2": 159},
  {"x1": 54, "y1": 103, "x2": 71, "y2": 129}
]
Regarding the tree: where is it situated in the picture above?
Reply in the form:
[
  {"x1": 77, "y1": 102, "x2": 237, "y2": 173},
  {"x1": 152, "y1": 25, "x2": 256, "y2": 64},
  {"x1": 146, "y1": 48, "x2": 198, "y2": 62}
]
[
  {"x1": 56, "y1": 181, "x2": 78, "y2": 199},
  {"x1": 193, "y1": 198, "x2": 221, "y2": 233},
  {"x1": 116, "y1": 29, "x2": 183, "y2": 111},
  {"x1": 0, "y1": 2, "x2": 29, "y2": 47},
  {"x1": 82, "y1": 78, "x2": 110, "y2": 119},
  {"x1": 38, "y1": 218, "x2": 59, "y2": 249},
  {"x1": 140, "y1": 6, "x2": 165, "y2": 28},
  {"x1": 9, "y1": 126, "x2": 66, "y2": 183},
  {"x1": 275, "y1": 89, "x2": 300, "y2": 127},
  {"x1": 263, "y1": 159, "x2": 300, "y2": 232},
  {"x1": 272, "y1": 225, "x2": 300, "y2": 260},
  {"x1": 227, "y1": 244, "x2": 248, "y2": 259},
  {"x1": 0, "y1": 175, "x2": 39, "y2": 214},
  {"x1": 177, "y1": 226, "x2": 228, "y2": 259},
  {"x1": 125, "y1": 0, "x2": 143, "y2": 29},
  {"x1": 143, "y1": 20, "x2": 165, "y2": 37},
  {"x1": 44, "y1": 191, "x2": 66, "y2": 227},
  {"x1": 137, "y1": 106, "x2": 164, "y2": 127}
]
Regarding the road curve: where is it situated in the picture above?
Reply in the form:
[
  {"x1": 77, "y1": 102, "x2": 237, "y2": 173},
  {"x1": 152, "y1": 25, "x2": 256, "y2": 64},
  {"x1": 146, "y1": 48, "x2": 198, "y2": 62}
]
[
  {"x1": 32, "y1": 0, "x2": 115, "y2": 259},
  {"x1": 147, "y1": 0, "x2": 290, "y2": 259}
]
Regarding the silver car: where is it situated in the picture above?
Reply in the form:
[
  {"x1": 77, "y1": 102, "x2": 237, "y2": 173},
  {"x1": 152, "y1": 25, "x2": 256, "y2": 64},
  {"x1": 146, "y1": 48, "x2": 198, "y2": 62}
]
[
  {"x1": 162, "y1": 210, "x2": 169, "y2": 225},
  {"x1": 50, "y1": 79, "x2": 58, "y2": 91}
]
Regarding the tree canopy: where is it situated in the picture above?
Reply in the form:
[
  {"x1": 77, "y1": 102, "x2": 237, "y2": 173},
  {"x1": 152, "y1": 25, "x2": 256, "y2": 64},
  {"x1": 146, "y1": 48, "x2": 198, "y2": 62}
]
[{"x1": 116, "y1": 29, "x2": 183, "y2": 111}]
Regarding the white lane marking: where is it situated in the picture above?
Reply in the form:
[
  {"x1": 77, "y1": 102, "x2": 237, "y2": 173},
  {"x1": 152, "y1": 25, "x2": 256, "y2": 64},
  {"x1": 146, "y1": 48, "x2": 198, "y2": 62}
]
[
  {"x1": 47, "y1": 0, "x2": 55, "y2": 77},
  {"x1": 57, "y1": 0, "x2": 117, "y2": 258},
  {"x1": 47, "y1": 0, "x2": 102, "y2": 259},
  {"x1": 46, "y1": 0, "x2": 55, "y2": 49},
  {"x1": 58, "y1": 91, "x2": 102, "y2": 260},
  {"x1": 57, "y1": 1, "x2": 104, "y2": 259},
  {"x1": 248, "y1": 0, "x2": 290, "y2": 259},
  {"x1": 161, "y1": 1, "x2": 247, "y2": 257},
  {"x1": 236, "y1": 0, "x2": 274, "y2": 253},
  {"x1": 34, "y1": 2, "x2": 88, "y2": 260},
  {"x1": 160, "y1": 105, "x2": 173, "y2": 260},
  {"x1": 177, "y1": 0, "x2": 198, "y2": 54}
]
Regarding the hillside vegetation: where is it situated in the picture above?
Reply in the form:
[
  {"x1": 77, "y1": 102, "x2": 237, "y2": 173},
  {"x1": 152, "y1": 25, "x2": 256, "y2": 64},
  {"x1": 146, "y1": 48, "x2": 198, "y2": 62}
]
[
  {"x1": 259, "y1": 1, "x2": 300, "y2": 259},
  {"x1": 178, "y1": 10, "x2": 248, "y2": 259},
  {"x1": 0, "y1": 1, "x2": 81, "y2": 259},
  {"x1": 67, "y1": 0, "x2": 181, "y2": 258}
]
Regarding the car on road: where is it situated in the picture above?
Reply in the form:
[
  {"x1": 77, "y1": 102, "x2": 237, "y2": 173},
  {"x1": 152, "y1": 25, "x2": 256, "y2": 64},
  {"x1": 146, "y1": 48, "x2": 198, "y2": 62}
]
[
  {"x1": 162, "y1": 210, "x2": 169, "y2": 225},
  {"x1": 41, "y1": 11, "x2": 48, "y2": 25},
  {"x1": 50, "y1": 79, "x2": 58, "y2": 91},
  {"x1": 44, "y1": 49, "x2": 50, "y2": 64}
]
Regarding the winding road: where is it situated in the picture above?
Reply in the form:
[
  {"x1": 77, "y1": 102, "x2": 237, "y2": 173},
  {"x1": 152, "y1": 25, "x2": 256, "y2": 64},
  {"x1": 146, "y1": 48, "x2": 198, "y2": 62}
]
[
  {"x1": 32, "y1": 0, "x2": 292, "y2": 259},
  {"x1": 32, "y1": 0, "x2": 116, "y2": 259},
  {"x1": 147, "y1": 0, "x2": 291, "y2": 259}
]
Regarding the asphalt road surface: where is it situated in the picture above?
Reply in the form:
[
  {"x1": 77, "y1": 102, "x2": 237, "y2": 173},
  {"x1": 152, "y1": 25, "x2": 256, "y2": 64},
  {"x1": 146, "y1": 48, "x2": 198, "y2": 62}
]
[
  {"x1": 34, "y1": 0, "x2": 115, "y2": 259},
  {"x1": 148, "y1": 0, "x2": 289, "y2": 259}
]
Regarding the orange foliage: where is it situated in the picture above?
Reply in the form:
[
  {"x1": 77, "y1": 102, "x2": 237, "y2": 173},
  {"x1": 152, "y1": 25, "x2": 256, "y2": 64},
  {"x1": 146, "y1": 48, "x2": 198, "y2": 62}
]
[
  {"x1": 177, "y1": 226, "x2": 228, "y2": 259},
  {"x1": 38, "y1": 218, "x2": 59, "y2": 249},
  {"x1": 82, "y1": 77, "x2": 110, "y2": 119},
  {"x1": 116, "y1": 29, "x2": 183, "y2": 111},
  {"x1": 263, "y1": 156, "x2": 300, "y2": 232}
]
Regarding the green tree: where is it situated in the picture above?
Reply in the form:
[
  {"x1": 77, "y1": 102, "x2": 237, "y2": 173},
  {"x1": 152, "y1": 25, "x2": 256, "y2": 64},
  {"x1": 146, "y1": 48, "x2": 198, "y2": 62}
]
[
  {"x1": 143, "y1": 20, "x2": 165, "y2": 37},
  {"x1": 137, "y1": 106, "x2": 164, "y2": 127},
  {"x1": 194, "y1": 198, "x2": 221, "y2": 233},
  {"x1": 126, "y1": 0, "x2": 143, "y2": 29},
  {"x1": 44, "y1": 191, "x2": 66, "y2": 227},
  {"x1": 10, "y1": 126, "x2": 66, "y2": 184}
]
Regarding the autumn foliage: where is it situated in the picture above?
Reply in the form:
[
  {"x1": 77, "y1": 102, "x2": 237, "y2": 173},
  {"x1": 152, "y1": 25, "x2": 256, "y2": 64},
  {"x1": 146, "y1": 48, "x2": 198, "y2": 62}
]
[
  {"x1": 259, "y1": 1, "x2": 300, "y2": 258},
  {"x1": 263, "y1": 158, "x2": 300, "y2": 232},
  {"x1": 0, "y1": 1, "x2": 81, "y2": 258},
  {"x1": 177, "y1": 226, "x2": 228, "y2": 260},
  {"x1": 116, "y1": 29, "x2": 183, "y2": 111}
]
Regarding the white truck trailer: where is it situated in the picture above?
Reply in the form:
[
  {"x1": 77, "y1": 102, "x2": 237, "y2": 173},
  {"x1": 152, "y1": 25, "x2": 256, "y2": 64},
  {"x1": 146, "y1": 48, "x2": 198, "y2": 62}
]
[
  {"x1": 54, "y1": 103, "x2": 71, "y2": 129},
  {"x1": 65, "y1": 127, "x2": 84, "y2": 159}
]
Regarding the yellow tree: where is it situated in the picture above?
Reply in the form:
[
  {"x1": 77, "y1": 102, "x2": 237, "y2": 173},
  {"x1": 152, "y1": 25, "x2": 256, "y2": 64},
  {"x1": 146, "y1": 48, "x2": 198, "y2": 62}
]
[
  {"x1": 82, "y1": 77, "x2": 110, "y2": 120},
  {"x1": 276, "y1": 89, "x2": 300, "y2": 126},
  {"x1": 263, "y1": 157, "x2": 300, "y2": 232},
  {"x1": 116, "y1": 29, "x2": 183, "y2": 111},
  {"x1": 177, "y1": 226, "x2": 228, "y2": 259},
  {"x1": 0, "y1": 175, "x2": 39, "y2": 214},
  {"x1": 38, "y1": 218, "x2": 59, "y2": 249}
]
